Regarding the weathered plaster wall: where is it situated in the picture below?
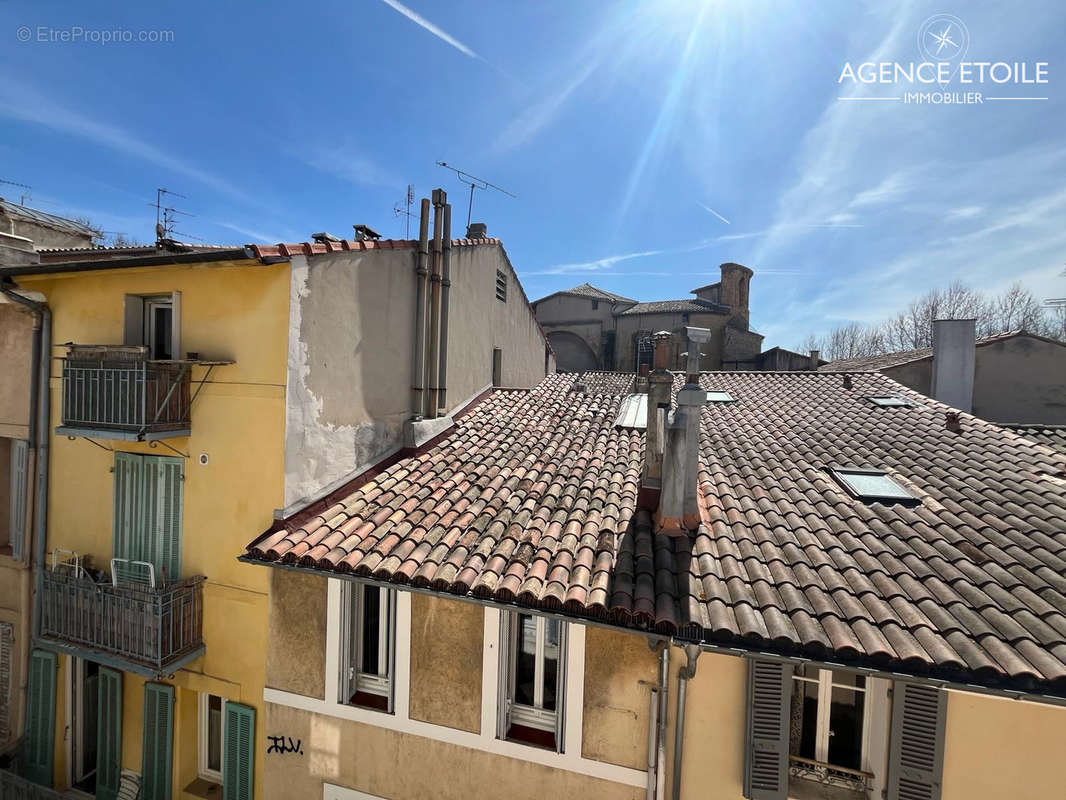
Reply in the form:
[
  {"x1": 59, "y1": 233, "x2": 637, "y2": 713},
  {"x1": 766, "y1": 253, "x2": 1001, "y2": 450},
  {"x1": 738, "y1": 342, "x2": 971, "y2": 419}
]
[
  {"x1": 262, "y1": 701, "x2": 644, "y2": 800},
  {"x1": 546, "y1": 329, "x2": 600, "y2": 371},
  {"x1": 614, "y1": 312, "x2": 730, "y2": 371},
  {"x1": 883, "y1": 360, "x2": 933, "y2": 396},
  {"x1": 266, "y1": 570, "x2": 328, "y2": 699},
  {"x1": 532, "y1": 293, "x2": 617, "y2": 327},
  {"x1": 2, "y1": 217, "x2": 93, "y2": 251},
  {"x1": 0, "y1": 302, "x2": 33, "y2": 439},
  {"x1": 581, "y1": 626, "x2": 657, "y2": 770},
  {"x1": 972, "y1": 337, "x2": 1066, "y2": 423},
  {"x1": 941, "y1": 690, "x2": 1066, "y2": 800},
  {"x1": 408, "y1": 594, "x2": 483, "y2": 733}
]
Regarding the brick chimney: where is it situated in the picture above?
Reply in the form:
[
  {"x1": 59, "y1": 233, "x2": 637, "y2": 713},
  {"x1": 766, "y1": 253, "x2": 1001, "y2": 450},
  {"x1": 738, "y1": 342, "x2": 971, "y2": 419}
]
[
  {"x1": 656, "y1": 327, "x2": 710, "y2": 536},
  {"x1": 718, "y1": 262, "x2": 753, "y2": 323},
  {"x1": 809, "y1": 349, "x2": 820, "y2": 370}
]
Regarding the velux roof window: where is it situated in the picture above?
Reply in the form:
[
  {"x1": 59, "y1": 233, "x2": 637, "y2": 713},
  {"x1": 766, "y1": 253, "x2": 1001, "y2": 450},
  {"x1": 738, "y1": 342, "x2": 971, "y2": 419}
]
[
  {"x1": 705, "y1": 391, "x2": 735, "y2": 403},
  {"x1": 829, "y1": 466, "x2": 916, "y2": 503},
  {"x1": 867, "y1": 394, "x2": 919, "y2": 408}
]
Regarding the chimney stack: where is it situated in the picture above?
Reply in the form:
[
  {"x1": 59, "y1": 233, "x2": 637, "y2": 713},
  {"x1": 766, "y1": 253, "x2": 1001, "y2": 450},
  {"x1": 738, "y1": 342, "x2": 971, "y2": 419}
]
[
  {"x1": 809, "y1": 350, "x2": 820, "y2": 370},
  {"x1": 657, "y1": 327, "x2": 710, "y2": 536},
  {"x1": 466, "y1": 222, "x2": 487, "y2": 239},
  {"x1": 931, "y1": 319, "x2": 976, "y2": 412},
  {"x1": 643, "y1": 332, "x2": 674, "y2": 492}
]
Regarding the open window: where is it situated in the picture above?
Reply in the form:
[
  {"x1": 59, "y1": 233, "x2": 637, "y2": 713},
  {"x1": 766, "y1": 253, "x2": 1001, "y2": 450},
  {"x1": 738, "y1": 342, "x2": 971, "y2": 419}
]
[
  {"x1": 498, "y1": 612, "x2": 566, "y2": 751},
  {"x1": 124, "y1": 291, "x2": 181, "y2": 360},
  {"x1": 198, "y1": 693, "x2": 224, "y2": 784},
  {"x1": 339, "y1": 583, "x2": 395, "y2": 712}
]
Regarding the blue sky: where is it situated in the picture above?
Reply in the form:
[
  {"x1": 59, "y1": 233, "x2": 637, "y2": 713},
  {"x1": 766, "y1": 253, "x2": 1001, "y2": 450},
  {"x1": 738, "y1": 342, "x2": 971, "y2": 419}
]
[{"x1": 1, "y1": 0, "x2": 1063, "y2": 348}]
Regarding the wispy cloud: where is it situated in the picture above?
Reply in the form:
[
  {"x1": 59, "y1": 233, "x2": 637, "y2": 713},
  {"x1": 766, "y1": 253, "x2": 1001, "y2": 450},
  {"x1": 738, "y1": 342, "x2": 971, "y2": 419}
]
[
  {"x1": 494, "y1": 59, "x2": 599, "y2": 152},
  {"x1": 698, "y1": 203, "x2": 730, "y2": 225},
  {"x1": 213, "y1": 221, "x2": 283, "y2": 244},
  {"x1": 296, "y1": 144, "x2": 399, "y2": 189},
  {"x1": 527, "y1": 248, "x2": 671, "y2": 275},
  {"x1": 0, "y1": 80, "x2": 253, "y2": 205},
  {"x1": 379, "y1": 0, "x2": 479, "y2": 59}
]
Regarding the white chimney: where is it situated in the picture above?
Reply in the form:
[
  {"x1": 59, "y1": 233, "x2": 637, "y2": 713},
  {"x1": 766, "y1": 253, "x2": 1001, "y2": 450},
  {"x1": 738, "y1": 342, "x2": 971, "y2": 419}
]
[{"x1": 931, "y1": 319, "x2": 975, "y2": 412}]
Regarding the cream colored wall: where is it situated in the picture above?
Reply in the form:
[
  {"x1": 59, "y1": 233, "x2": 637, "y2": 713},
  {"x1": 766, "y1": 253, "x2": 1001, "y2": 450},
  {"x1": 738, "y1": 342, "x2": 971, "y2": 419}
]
[
  {"x1": 408, "y1": 593, "x2": 482, "y2": 733},
  {"x1": 263, "y1": 701, "x2": 644, "y2": 800},
  {"x1": 266, "y1": 570, "x2": 328, "y2": 700},
  {"x1": 284, "y1": 243, "x2": 551, "y2": 508},
  {"x1": 0, "y1": 302, "x2": 33, "y2": 439},
  {"x1": 941, "y1": 690, "x2": 1066, "y2": 800},
  {"x1": 972, "y1": 337, "x2": 1066, "y2": 423},
  {"x1": 532, "y1": 294, "x2": 617, "y2": 327},
  {"x1": 19, "y1": 260, "x2": 289, "y2": 800},
  {"x1": 582, "y1": 626, "x2": 657, "y2": 770}
]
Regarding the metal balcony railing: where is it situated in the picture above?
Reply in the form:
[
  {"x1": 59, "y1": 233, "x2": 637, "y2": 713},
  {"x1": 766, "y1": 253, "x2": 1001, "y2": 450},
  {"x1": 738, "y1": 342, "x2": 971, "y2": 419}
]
[
  {"x1": 39, "y1": 569, "x2": 205, "y2": 676},
  {"x1": 789, "y1": 754, "x2": 873, "y2": 796},
  {"x1": 58, "y1": 344, "x2": 192, "y2": 440},
  {"x1": 0, "y1": 764, "x2": 64, "y2": 799}
]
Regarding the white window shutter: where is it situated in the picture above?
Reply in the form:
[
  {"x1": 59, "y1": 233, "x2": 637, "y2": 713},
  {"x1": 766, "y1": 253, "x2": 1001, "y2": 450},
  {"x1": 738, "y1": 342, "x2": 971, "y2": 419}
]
[
  {"x1": 123, "y1": 295, "x2": 145, "y2": 346},
  {"x1": 886, "y1": 682, "x2": 946, "y2": 800},
  {"x1": 743, "y1": 658, "x2": 792, "y2": 800},
  {"x1": 496, "y1": 613, "x2": 512, "y2": 739}
]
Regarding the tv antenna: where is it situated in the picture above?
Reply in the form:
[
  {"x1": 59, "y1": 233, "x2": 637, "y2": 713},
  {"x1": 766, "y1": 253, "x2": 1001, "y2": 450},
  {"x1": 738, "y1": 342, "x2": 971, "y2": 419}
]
[
  {"x1": 435, "y1": 162, "x2": 516, "y2": 228},
  {"x1": 149, "y1": 188, "x2": 198, "y2": 243},
  {"x1": 393, "y1": 184, "x2": 415, "y2": 238},
  {"x1": 0, "y1": 178, "x2": 33, "y2": 205}
]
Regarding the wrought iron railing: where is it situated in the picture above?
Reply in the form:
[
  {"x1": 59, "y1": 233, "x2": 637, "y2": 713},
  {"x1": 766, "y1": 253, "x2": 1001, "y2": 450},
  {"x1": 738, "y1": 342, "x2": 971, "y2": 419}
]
[
  {"x1": 789, "y1": 754, "x2": 873, "y2": 795},
  {"x1": 39, "y1": 570, "x2": 204, "y2": 674},
  {"x1": 59, "y1": 345, "x2": 191, "y2": 436},
  {"x1": 0, "y1": 764, "x2": 64, "y2": 799}
]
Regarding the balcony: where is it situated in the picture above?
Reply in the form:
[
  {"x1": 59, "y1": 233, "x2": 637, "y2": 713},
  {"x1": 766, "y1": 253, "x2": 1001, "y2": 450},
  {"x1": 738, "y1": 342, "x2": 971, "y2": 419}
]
[
  {"x1": 38, "y1": 566, "x2": 205, "y2": 678},
  {"x1": 55, "y1": 344, "x2": 232, "y2": 442},
  {"x1": 0, "y1": 765, "x2": 64, "y2": 800}
]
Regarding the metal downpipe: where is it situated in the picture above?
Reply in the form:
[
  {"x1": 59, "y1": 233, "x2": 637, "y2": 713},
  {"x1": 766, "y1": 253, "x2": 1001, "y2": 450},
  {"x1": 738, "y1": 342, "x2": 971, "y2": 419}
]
[
  {"x1": 411, "y1": 198, "x2": 431, "y2": 419},
  {"x1": 656, "y1": 645, "x2": 669, "y2": 800},
  {"x1": 425, "y1": 191, "x2": 444, "y2": 419},
  {"x1": 672, "y1": 644, "x2": 701, "y2": 800},
  {"x1": 436, "y1": 203, "x2": 452, "y2": 415}
]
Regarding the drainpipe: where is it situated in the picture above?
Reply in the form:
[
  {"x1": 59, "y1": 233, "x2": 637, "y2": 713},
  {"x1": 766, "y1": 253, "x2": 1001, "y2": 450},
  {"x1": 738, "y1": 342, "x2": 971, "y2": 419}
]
[
  {"x1": 671, "y1": 645, "x2": 701, "y2": 800},
  {"x1": 436, "y1": 202, "x2": 452, "y2": 415},
  {"x1": 656, "y1": 646, "x2": 669, "y2": 800},
  {"x1": 411, "y1": 198, "x2": 430, "y2": 420},
  {"x1": 425, "y1": 190, "x2": 445, "y2": 419}
]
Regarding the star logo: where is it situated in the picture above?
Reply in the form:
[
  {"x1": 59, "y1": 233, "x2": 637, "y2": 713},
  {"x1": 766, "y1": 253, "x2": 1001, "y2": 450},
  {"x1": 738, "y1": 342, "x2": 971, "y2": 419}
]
[{"x1": 917, "y1": 14, "x2": 970, "y2": 63}]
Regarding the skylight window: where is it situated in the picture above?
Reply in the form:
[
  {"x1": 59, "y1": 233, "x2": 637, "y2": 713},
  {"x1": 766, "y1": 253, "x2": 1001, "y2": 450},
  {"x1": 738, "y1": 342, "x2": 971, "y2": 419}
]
[
  {"x1": 829, "y1": 467, "x2": 916, "y2": 503},
  {"x1": 705, "y1": 391, "x2": 734, "y2": 403},
  {"x1": 868, "y1": 395, "x2": 919, "y2": 408}
]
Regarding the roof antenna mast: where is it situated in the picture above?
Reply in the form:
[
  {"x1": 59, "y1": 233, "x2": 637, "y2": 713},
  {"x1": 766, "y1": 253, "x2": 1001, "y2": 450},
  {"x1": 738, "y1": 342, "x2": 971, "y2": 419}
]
[
  {"x1": 435, "y1": 162, "x2": 516, "y2": 228},
  {"x1": 0, "y1": 178, "x2": 33, "y2": 205},
  {"x1": 394, "y1": 184, "x2": 415, "y2": 238},
  {"x1": 149, "y1": 188, "x2": 200, "y2": 243}
]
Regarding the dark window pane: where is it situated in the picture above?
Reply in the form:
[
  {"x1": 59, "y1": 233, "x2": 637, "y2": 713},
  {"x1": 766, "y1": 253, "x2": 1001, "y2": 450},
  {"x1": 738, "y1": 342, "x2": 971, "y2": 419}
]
[
  {"x1": 152, "y1": 306, "x2": 172, "y2": 360},
  {"x1": 514, "y1": 614, "x2": 536, "y2": 706},
  {"x1": 207, "y1": 695, "x2": 222, "y2": 772},
  {"x1": 542, "y1": 619, "x2": 560, "y2": 711},
  {"x1": 828, "y1": 683, "x2": 865, "y2": 770},
  {"x1": 789, "y1": 677, "x2": 819, "y2": 760},
  {"x1": 361, "y1": 586, "x2": 381, "y2": 675}
]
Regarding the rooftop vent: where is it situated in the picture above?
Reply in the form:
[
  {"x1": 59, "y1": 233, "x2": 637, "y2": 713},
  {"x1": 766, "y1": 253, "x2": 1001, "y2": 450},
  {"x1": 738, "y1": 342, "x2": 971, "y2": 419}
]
[
  {"x1": 353, "y1": 224, "x2": 381, "y2": 241},
  {"x1": 311, "y1": 232, "x2": 341, "y2": 243}
]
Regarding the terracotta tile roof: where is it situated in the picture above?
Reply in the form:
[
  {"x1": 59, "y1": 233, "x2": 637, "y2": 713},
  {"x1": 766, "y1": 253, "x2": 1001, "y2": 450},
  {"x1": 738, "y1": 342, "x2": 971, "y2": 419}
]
[
  {"x1": 250, "y1": 236, "x2": 499, "y2": 260},
  {"x1": 564, "y1": 283, "x2": 637, "y2": 303},
  {"x1": 244, "y1": 371, "x2": 1066, "y2": 695},
  {"x1": 616, "y1": 298, "x2": 731, "y2": 316},
  {"x1": 1002, "y1": 425, "x2": 1066, "y2": 456},
  {"x1": 819, "y1": 330, "x2": 1065, "y2": 372}
]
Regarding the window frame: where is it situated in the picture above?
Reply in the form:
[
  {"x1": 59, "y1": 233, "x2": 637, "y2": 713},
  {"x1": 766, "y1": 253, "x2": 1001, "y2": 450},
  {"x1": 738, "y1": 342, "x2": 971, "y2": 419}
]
[
  {"x1": 828, "y1": 465, "x2": 916, "y2": 503},
  {"x1": 143, "y1": 295, "x2": 174, "y2": 360},
  {"x1": 705, "y1": 390, "x2": 735, "y2": 403},
  {"x1": 866, "y1": 394, "x2": 921, "y2": 408},
  {"x1": 197, "y1": 692, "x2": 224, "y2": 784},
  {"x1": 498, "y1": 611, "x2": 567, "y2": 751},
  {"x1": 338, "y1": 583, "x2": 396, "y2": 713}
]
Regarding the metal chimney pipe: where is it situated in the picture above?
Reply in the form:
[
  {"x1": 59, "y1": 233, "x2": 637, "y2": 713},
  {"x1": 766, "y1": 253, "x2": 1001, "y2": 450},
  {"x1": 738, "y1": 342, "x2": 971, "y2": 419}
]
[
  {"x1": 644, "y1": 332, "x2": 674, "y2": 489},
  {"x1": 436, "y1": 203, "x2": 452, "y2": 415},
  {"x1": 411, "y1": 198, "x2": 431, "y2": 419},
  {"x1": 425, "y1": 190, "x2": 445, "y2": 419},
  {"x1": 931, "y1": 319, "x2": 976, "y2": 412}
]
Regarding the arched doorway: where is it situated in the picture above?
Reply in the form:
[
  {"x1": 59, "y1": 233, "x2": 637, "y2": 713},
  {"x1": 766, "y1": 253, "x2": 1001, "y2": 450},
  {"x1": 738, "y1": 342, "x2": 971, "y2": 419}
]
[{"x1": 547, "y1": 331, "x2": 599, "y2": 372}]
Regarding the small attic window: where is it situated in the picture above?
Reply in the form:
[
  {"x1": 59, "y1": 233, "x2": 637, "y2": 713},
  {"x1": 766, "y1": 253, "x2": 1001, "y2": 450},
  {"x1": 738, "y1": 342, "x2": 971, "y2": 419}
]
[
  {"x1": 868, "y1": 395, "x2": 918, "y2": 408},
  {"x1": 829, "y1": 466, "x2": 916, "y2": 503},
  {"x1": 496, "y1": 270, "x2": 508, "y2": 302},
  {"x1": 705, "y1": 391, "x2": 734, "y2": 403},
  {"x1": 592, "y1": 299, "x2": 599, "y2": 310}
]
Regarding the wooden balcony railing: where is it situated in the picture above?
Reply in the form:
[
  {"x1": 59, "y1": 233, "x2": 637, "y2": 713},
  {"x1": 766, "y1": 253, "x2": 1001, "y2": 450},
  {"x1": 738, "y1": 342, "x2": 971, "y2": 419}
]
[
  {"x1": 58, "y1": 344, "x2": 193, "y2": 440},
  {"x1": 39, "y1": 569, "x2": 205, "y2": 676}
]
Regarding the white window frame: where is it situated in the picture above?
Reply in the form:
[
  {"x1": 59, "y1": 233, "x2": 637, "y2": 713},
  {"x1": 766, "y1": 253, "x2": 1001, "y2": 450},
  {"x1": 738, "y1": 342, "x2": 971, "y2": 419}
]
[
  {"x1": 498, "y1": 611, "x2": 567, "y2": 750},
  {"x1": 197, "y1": 692, "x2": 224, "y2": 784},
  {"x1": 143, "y1": 296, "x2": 174, "y2": 359},
  {"x1": 338, "y1": 583, "x2": 396, "y2": 712}
]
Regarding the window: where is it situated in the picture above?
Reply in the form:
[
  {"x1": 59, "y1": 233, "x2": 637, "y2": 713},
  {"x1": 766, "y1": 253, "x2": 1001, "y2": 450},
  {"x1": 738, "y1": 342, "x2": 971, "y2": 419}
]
[
  {"x1": 789, "y1": 667, "x2": 870, "y2": 797},
  {"x1": 829, "y1": 466, "x2": 915, "y2": 503},
  {"x1": 112, "y1": 452, "x2": 183, "y2": 584},
  {"x1": 339, "y1": 583, "x2": 395, "y2": 712},
  {"x1": 705, "y1": 390, "x2": 734, "y2": 403},
  {"x1": 591, "y1": 299, "x2": 599, "y2": 310},
  {"x1": 867, "y1": 394, "x2": 919, "y2": 408},
  {"x1": 498, "y1": 612, "x2": 566, "y2": 751},
  {"x1": 123, "y1": 291, "x2": 181, "y2": 360},
  {"x1": 198, "y1": 693, "x2": 224, "y2": 783},
  {"x1": 495, "y1": 270, "x2": 508, "y2": 302}
]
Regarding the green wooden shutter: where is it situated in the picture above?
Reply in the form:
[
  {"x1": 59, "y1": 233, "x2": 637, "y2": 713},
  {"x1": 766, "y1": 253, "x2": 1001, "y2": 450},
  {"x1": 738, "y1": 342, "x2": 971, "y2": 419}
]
[
  {"x1": 887, "y1": 682, "x2": 946, "y2": 800},
  {"x1": 155, "y1": 458, "x2": 183, "y2": 583},
  {"x1": 96, "y1": 668, "x2": 123, "y2": 800},
  {"x1": 25, "y1": 649, "x2": 56, "y2": 786},
  {"x1": 9, "y1": 439, "x2": 29, "y2": 561},
  {"x1": 743, "y1": 658, "x2": 792, "y2": 800},
  {"x1": 223, "y1": 702, "x2": 255, "y2": 800},
  {"x1": 113, "y1": 452, "x2": 144, "y2": 564},
  {"x1": 141, "y1": 682, "x2": 174, "y2": 800},
  {"x1": 0, "y1": 623, "x2": 13, "y2": 746}
]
